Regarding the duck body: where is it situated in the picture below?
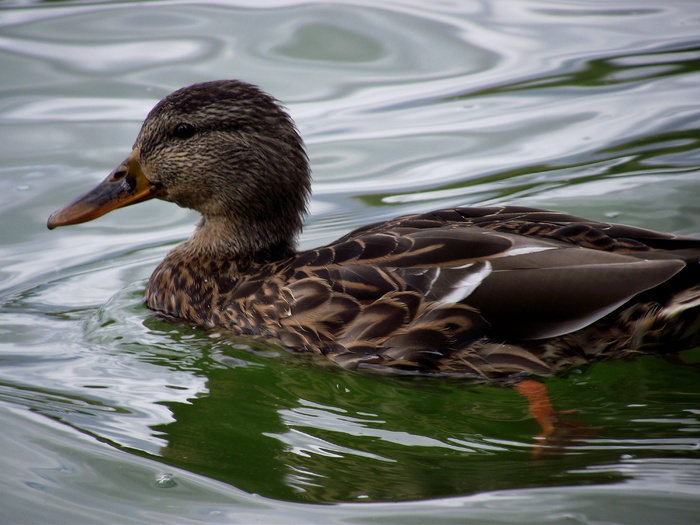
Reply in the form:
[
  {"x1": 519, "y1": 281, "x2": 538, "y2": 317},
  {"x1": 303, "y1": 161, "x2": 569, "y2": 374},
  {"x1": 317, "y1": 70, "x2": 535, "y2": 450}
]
[
  {"x1": 144, "y1": 204, "x2": 700, "y2": 379},
  {"x1": 48, "y1": 80, "x2": 700, "y2": 381}
]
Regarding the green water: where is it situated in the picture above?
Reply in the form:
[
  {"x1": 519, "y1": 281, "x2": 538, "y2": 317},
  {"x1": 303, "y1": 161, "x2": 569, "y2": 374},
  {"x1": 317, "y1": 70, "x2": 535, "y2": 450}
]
[{"x1": 1, "y1": 1, "x2": 699, "y2": 523}]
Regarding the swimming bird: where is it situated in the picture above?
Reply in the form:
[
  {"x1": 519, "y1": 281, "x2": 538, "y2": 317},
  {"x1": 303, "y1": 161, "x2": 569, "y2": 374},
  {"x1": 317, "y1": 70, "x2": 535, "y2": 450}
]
[{"x1": 47, "y1": 80, "x2": 700, "y2": 388}]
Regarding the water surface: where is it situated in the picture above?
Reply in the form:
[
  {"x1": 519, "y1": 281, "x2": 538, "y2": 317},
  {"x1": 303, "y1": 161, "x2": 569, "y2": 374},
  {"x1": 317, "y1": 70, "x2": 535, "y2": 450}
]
[{"x1": 1, "y1": 1, "x2": 699, "y2": 523}]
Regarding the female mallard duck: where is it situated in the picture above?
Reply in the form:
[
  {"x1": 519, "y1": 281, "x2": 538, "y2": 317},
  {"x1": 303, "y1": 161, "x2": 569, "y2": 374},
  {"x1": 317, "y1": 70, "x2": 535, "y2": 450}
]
[{"x1": 48, "y1": 80, "x2": 700, "y2": 383}]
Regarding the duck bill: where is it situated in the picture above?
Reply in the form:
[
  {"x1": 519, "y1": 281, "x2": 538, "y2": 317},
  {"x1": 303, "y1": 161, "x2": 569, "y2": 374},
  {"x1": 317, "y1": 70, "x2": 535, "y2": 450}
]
[{"x1": 47, "y1": 148, "x2": 160, "y2": 229}]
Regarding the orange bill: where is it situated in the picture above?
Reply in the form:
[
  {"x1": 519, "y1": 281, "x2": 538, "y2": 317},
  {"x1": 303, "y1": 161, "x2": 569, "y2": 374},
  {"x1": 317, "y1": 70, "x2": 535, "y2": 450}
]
[{"x1": 47, "y1": 148, "x2": 161, "y2": 229}]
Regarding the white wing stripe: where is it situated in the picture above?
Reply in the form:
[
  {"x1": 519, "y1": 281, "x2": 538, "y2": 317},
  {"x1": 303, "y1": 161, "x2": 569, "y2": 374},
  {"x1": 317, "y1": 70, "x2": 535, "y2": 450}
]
[
  {"x1": 441, "y1": 261, "x2": 492, "y2": 303},
  {"x1": 502, "y1": 246, "x2": 556, "y2": 257}
]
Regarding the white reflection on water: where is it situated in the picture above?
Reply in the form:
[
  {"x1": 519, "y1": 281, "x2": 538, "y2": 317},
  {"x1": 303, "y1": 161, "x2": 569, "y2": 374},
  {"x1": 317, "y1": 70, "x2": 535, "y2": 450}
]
[
  {"x1": 2, "y1": 98, "x2": 153, "y2": 122},
  {"x1": 0, "y1": 36, "x2": 214, "y2": 74}
]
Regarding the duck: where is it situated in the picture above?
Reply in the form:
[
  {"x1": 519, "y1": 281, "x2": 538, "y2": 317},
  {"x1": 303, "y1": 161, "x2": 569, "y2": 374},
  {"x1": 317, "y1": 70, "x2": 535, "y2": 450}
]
[{"x1": 47, "y1": 80, "x2": 700, "y2": 387}]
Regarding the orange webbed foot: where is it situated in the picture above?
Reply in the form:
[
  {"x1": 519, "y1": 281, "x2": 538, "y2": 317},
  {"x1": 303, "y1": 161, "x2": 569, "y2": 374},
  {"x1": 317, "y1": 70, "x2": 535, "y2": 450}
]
[
  {"x1": 514, "y1": 379, "x2": 578, "y2": 437},
  {"x1": 514, "y1": 379, "x2": 593, "y2": 456}
]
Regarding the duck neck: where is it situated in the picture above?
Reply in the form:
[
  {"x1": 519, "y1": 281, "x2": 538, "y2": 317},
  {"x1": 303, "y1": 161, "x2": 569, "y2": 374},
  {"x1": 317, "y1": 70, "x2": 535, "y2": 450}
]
[
  {"x1": 143, "y1": 213, "x2": 298, "y2": 325},
  {"x1": 187, "y1": 214, "x2": 298, "y2": 268}
]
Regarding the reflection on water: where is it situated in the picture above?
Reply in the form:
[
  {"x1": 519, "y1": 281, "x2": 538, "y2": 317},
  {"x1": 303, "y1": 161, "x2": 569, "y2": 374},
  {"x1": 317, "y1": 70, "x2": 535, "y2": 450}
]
[
  {"x1": 1, "y1": 0, "x2": 700, "y2": 522},
  {"x1": 153, "y1": 355, "x2": 618, "y2": 503},
  {"x1": 151, "y1": 335, "x2": 700, "y2": 503}
]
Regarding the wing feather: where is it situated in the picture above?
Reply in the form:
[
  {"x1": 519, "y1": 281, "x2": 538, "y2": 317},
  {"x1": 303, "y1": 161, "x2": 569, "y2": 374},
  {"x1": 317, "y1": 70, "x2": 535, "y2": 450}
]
[{"x1": 242, "y1": 205, "x2": 700, "y2": 376}]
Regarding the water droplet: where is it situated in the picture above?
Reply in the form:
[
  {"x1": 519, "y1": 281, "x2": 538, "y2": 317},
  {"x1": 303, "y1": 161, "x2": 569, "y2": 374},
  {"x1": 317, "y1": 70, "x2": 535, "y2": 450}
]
[{"x1": 154, "y1": 473, "x2": 177, "y2": 488}]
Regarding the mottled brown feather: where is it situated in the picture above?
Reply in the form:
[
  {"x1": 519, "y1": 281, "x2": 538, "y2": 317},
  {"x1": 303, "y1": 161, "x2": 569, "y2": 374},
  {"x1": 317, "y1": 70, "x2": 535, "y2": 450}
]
[
  {"x1": 48, "y1": 81, "x2": 700, "y2": 381},
  {"x1": 144, "y1": 202, "x2": 700, "y2": 380}
]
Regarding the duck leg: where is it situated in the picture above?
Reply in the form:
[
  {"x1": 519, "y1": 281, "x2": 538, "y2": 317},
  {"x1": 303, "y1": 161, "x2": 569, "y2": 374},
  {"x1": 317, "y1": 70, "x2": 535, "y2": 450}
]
[
  {"x1": 514, "y1": 379, "x2": 582, "y2": 438},
  {"x1": 515, "y1": 380, "x2": 559, "y2": 436}
]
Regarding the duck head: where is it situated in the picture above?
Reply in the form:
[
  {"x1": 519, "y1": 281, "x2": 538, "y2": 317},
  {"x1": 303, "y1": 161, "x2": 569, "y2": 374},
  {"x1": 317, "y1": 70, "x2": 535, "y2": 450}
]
[{"x1": 48, "y1": 80, "x2": 311, "y2": 261}]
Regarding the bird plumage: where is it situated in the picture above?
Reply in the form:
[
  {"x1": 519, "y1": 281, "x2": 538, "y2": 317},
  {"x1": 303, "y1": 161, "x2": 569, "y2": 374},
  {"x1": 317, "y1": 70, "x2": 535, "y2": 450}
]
[{"x1": 48, "y1": 80, "x2": 700, "y2": 382}]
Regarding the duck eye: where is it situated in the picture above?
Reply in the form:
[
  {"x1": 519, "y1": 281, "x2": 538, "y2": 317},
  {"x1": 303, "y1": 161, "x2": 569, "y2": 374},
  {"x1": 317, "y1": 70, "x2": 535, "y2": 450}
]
[{"x1": 174, "y1": 123, "x2": 196, "y2": 139}]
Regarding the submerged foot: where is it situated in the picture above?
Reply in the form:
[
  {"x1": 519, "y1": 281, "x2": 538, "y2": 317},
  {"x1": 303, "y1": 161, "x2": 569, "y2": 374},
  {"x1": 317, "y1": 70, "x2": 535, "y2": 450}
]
[{"x1": 514, "y1": 379, "x2": 595, "y2": 456}]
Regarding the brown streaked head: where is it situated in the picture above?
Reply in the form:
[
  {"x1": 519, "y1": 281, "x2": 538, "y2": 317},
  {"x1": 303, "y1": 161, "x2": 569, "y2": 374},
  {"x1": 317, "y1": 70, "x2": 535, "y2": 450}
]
[{"x1": 48, "y1": 80, "x2": 311, "y2": 260}]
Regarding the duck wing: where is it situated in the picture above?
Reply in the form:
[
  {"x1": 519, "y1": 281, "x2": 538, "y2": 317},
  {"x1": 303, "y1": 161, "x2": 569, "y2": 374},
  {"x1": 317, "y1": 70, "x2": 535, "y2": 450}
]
[{"x1": 286, "y1": 206, "x2": 689, "y2": 342}]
